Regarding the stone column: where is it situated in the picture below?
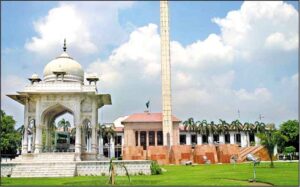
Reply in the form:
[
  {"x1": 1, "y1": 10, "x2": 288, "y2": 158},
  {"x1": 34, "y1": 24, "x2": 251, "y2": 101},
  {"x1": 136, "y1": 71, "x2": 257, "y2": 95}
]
[
  {"x1": 146, "y1": 131, "x2": 149, "y2": 147},
  {"x1": 28, "y1": 135, "x2": 32, "y2": 152},
  {"x1": 254, "y1": 134, "x2": 260, "y2": 146},
  {"x1": 34, "y1": 98, "x2": 41, "y2": 153},
  {"x1": 32, "y1": 127, "x2": 36, "y2": 152},
  {"x1": 161, "y1": 1, "x2": 173, "y2": 147},
  {"x1": 240, "y1": 132, "x2": 247, "y2": 147},
  {"x1": 81, "y1": 128, "x2": 86, "y2": 152},
  {"x1": 22, "y1": 129, "x2": 28, "y2": 154},
  {"x1": 22, "y1": 99, "x2": 29, "y2": 154},
  {"x1": 91, "y1": 100, "x2": 98, "y2": 153},
  {"x1": 91, "y1": 127, "x2": 97, "y2": 153},
  {"x1": 208, "y1": 133, "x2": 213, "y2": 144},
  {"x1": 110, "y1": 137, "x2": 115, "y2": 158},
  {"x1": 45, "y1": 126, "x2": 49, "y2": 152},
  {"x1": 34, "y1": 126, "x2": 43, "y2": 153},
  {"x1": 197, "y1": 134, "x2": 202, "y2": 145},
  {"x1": 155, "y1": 131, "x2": 157, "y2": 146},
  {"x1": 121, "y1": 134, "x2": 124, "y2": 147},
  {"x1": 98, "y1": 134, "x2": 104, "y2": 155},
  {"x1": 75, "y1": 126, "x2": 82, "y2": 154},
  {"x1": 219, "y1": 134, "x2": 225, "y2": 144},
  {"x1": 186, "y1": 133, "x2": 191, "y2": 145},
  {"x1": 230, "y1": 132, "x2": 235, "y2": 144},
  {"x1": 138, "y1": 131, "x2": 141, "y2": 146}
]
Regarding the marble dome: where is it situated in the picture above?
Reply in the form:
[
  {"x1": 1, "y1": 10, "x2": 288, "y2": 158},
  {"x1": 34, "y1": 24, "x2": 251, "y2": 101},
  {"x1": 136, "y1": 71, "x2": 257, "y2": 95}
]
[{"x1": 43, "y1": 52, "x2": 84, "y2": 83}]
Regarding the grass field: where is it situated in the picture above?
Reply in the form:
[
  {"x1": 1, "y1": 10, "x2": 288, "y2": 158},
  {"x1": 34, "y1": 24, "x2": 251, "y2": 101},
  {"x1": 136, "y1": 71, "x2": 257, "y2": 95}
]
[{"x1": 1, "y1": 162, "x2": 298, "y2": 186}]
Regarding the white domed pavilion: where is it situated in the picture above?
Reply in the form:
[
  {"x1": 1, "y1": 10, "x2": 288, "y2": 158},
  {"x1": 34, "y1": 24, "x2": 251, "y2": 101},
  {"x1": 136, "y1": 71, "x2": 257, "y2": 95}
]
[{"x1": 7, "y1": 40, "x2": 112, "y2": 161}]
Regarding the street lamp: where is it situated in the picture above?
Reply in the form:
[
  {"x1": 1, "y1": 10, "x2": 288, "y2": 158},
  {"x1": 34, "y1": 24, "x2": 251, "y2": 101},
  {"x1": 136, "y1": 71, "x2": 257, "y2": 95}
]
[{"x1": 246, "y1": 153, "x2": 260, "y2": 182}]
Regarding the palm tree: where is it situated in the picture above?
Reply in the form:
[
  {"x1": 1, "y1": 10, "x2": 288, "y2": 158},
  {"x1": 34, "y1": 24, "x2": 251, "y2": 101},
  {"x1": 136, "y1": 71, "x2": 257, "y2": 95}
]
[
  {"x1": 102, "y1": 125, "x2": 116, "y2": 158},
  {"x1": 97, "y1": 123, "x2": 106, "y2": 155},
  {"x1": 183, "y1": 118, "x2": 197, "y2": 132},
  {"x1": 201, "y1": 120, "x2": 209, "y2": 136},
  {"x1": 254, "y1": 121, "x2": 266, "y2": 133},
  {"x1": 195, "y1": 120, "x2": 205, "y2": 135},
  {"x1": 17, "y1": 125, "x2": 25, "y2": 138},
  {"x1": 243, "y1": 122, "x2": 252, "y2": 146},
  {"x1": 230, "y1": 120, "x2": 242, "y2": 132},
  {"x1": 218, "y1": 119, "x2": 230, "y2": 143},
  {"x1": 209, "y1": 121, "x2": 218, "y2": 135},
  {"x1": 97, "y1": 123, "x2": 106, "y2": 137},
  {"x1": 57, "y1": 118, "x2": 71, "y2": 132},
  {"x1": 257, "y1": 129, "x2": 288, "y2": 168}
]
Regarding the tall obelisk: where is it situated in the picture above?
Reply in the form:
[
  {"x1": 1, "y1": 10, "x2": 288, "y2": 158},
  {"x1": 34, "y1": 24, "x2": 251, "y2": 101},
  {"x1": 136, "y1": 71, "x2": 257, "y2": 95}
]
[{"x1": 160, "y1": 0, "x2": 173, "y2": 147}]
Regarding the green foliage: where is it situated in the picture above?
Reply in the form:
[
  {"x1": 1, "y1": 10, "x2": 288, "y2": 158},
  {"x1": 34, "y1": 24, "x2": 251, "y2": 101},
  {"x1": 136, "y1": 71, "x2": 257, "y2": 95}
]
[
  {"x1": 182, "y1": 118, "x2": 267, "y2": 137},
  {"x1": 58, "y1": 118, "x2": 71, "y2": 132},
  {"x1": 279, "y1": 120, "x2": 299, "y2": 152},
  {"x1": 257, "y1": 130, "x2": 288, "y2": 168},
  {"x1": 150, "y1": 161, "x2": 162, "y2": 175},
  {"x1": 284, "y1": 146, "x2": 296, "y2": 154},
  {"x1": 0, "y1": 110, "x2": 22, "y2": 155},
  {"x1": 283, "y1": 146, "x2": 296, "y2": 161}
]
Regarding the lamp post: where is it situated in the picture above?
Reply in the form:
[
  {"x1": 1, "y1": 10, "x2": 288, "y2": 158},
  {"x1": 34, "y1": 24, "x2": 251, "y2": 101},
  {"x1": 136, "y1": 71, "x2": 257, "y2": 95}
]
[{"x1": 246, "y1": 153, "x2": 260, "y2": 182}]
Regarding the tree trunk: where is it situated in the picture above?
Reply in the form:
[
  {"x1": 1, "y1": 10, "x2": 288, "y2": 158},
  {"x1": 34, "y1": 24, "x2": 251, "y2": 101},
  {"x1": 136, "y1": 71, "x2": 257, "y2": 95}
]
[{"x1": 269, "y1": 152, "x2": 274, "y2": 168}]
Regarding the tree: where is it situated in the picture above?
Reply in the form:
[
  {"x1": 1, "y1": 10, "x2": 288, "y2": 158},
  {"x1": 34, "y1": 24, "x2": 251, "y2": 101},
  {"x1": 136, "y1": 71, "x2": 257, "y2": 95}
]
[
  {"x1": 242, "y1": 122, "x2": 254, "y2": 146},
  {"x1": 283, "y1": 146, "x2": 296, "y2": 161},
  {"x1": 230, "y1": 120, "x2": 242, "y2": 132},
  {"x1": 16, "y1": 125, "x2": 25, "y2": 137},
  {"x1": 279, "y1": 120, "x2": 299, "y2": 152},
  {"x1": 108, "y1": 158, "x2": 131, "y2": 185},
  {"x1": 183, "y1": 118, "x2": 197, "y2": 132},
  {"x1": 257, "y1": 129, "x2": 288, "y2": 168},
  {"x1": 201, "y1": 120, "x2": 210, "y2": 136},
  {"x1": 102, "y1": 125, "x2": 116, "y2": 158},
  {"x1": 254, "y1": 121, "x2": 266, "y2": 133},
  {"x1": 0, "y1": 110, "x2": 22, "y2": 155},
  {"x1": 57, "y1": 118, "x2": 71, "y2": 132},
  {"x1": 218, "y1": 119, "x2": 230, "y2": 135}
]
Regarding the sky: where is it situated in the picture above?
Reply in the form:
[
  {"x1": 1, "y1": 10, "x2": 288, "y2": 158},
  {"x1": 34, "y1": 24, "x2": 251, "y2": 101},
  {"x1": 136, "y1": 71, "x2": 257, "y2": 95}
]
[{"x1": 1, "y1": 1, "x2": 298, "y2": 128}]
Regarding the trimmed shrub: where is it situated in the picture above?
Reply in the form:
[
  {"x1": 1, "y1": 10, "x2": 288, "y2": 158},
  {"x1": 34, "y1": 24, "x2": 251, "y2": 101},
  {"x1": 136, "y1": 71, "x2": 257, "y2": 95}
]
[{"x1": 150, "y1": 161, "x2": 162, "y2": 175}]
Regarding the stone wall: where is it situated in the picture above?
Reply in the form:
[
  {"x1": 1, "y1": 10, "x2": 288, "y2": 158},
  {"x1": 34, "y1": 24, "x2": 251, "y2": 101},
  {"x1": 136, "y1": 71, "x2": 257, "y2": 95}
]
[
  {"x1": 169, "y1": 145, "x2": 192, "y2": 164},
  {"x1": 76, "y1": 160, "x2": 151, "y2": 176},
  {"x1": 146, "y1": 146, "x2": 169, "y2": 165},
  {"x1": 217, "y1": 144, "x2": 240, "y2": 163},
  {"x1": 122, "y1": 146, "x2": 145, "y2": 160},
  {"x1": 1, "y1": 160, "x2": 151, "y2": 177},
  {"x1": 193, "y1": 144, "x2": 218, "y2": 164}
]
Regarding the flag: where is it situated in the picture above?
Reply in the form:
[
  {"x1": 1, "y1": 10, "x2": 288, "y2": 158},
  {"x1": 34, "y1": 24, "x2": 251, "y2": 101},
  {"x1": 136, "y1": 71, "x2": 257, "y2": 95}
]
[{"x1": 146, "y1": 101, "x2": 150, "y2": 109}]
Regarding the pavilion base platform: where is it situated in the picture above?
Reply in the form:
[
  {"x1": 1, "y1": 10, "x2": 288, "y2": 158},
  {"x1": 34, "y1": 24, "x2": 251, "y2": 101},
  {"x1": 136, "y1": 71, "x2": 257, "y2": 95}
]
[{"x1": 1, "y1": 153, "x2": 151, "y2": 178}]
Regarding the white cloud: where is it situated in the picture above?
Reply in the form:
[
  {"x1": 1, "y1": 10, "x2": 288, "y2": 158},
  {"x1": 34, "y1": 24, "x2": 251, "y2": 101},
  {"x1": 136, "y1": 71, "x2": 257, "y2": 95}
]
[
  {"x1": 212, "y1": 1, "x2": 298, "y2": 60},
  {"x1": 25, "y1": 2, "x2": 134, "y2": 58},
  {"x1": 172, "y1": 34, "x2": 235, "y2": 69},
  {"x1": 265, "y1": 32, "x2": 298, "y2": 51}
]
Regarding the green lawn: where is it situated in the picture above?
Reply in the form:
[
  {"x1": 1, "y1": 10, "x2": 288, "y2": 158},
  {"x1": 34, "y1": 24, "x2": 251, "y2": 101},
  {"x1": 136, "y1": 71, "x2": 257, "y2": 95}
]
[{"x1": 1, "y1": 162, "x2": 298, "y2": 186}]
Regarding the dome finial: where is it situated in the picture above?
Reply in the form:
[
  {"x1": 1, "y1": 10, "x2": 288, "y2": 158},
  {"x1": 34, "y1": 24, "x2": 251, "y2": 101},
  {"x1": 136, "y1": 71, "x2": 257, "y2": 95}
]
[{"x1": 63, "y1": 38, "x2": 67, "y2": 52}]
